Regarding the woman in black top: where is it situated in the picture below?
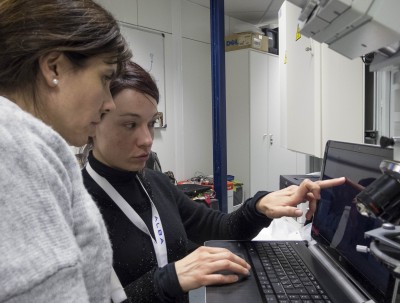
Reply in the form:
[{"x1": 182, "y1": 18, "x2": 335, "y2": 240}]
[{"x1": 82, "y1": 61, "x2": 344, "y2": 303}]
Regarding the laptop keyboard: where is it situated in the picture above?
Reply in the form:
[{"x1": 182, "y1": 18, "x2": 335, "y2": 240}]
[{"x1": 248, "y1": 242, "x2": 332, "y2": 303}]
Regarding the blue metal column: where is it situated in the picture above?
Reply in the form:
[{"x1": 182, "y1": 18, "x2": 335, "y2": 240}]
[{"x1": 210, "y1": 0, "x2": 227, "y2": 212}]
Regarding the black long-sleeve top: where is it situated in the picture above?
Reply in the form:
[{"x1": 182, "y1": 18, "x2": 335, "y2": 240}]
[{"x1": 82, "y1": 152, "x2": 272, "y2": 303}]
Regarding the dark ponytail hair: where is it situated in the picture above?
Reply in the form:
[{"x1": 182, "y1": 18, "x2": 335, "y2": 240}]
[{"x1": 110, "y1": 61, "x2": 159, "y2": 103}]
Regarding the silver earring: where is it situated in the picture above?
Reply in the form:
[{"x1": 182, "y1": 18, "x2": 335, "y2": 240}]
[{"x1": 52, "y1": 78, "x2": 59, "y2": 85}]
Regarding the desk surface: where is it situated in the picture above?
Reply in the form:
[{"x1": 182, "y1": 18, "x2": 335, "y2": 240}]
[{"x1": 253, "y1": 216, "x2": 305, "y2": 241}]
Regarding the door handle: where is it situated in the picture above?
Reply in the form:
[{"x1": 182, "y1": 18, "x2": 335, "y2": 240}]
[{"x1": 263, "y1": 134, "x2": 273, "y2": 145}]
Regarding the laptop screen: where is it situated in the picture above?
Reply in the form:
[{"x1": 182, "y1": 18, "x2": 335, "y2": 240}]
[{"x1": 311, "y1": 140, "x2": 394, "y2": 302}]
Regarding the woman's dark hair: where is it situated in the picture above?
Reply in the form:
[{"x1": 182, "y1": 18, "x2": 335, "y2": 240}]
[
  {"x1": 0, "y1": 0, "x2": 132, "y2": 106},
  {"x1": 110, "y1": 61, "x2": 159, "y2": 103}
]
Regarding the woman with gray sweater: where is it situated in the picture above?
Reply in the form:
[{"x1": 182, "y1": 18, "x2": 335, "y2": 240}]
[{"x1": 0, "y1": 0, "x2": 131, "y2": 302}]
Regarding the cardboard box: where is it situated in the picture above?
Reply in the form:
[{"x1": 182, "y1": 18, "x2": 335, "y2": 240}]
[{"x1": 225, "y1": 32, "x2": 268, "y2": 52}]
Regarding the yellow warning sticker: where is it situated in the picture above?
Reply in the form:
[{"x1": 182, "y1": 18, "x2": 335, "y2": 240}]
[{"x1": 296, "y1": 24, "x2": 301, "y2": 41}]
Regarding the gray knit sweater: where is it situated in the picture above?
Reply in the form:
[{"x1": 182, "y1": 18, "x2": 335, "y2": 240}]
[{"x1": 0, "y1": 96, "x2": 112, "y2": 302}]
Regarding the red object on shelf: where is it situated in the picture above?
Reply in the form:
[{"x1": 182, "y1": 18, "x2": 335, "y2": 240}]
[{"x1": 201, "y1": 181, "x2": 233, "y2": 190}]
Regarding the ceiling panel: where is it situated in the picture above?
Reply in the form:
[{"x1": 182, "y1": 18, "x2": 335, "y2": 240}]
[
  {"x1": 227, "y1": 11, "x2": 266, "y2": 25},
  {"x1": 186, "y1": 0, "x2": 284, "y2": 27},
  {"x1": 186, "y1": 0, "x2": 210, "y2": 8},
  {"x1": 225, "y1": 0, "x2": 271, "y2": 13}
]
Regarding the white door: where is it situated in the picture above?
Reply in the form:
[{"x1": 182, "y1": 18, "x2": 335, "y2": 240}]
[
  {"x1": 249, "y1": 51, "x2": 270, "y2": 196},
  {"x1": 267, "y1": 54, "x2": 306, "y2": 191},
  {"x1": 280, "y1": 1, "x2": 321, "y2": 157},
  {"x1": 390, "y1": 69, "x2": 400, "y2": 138}
]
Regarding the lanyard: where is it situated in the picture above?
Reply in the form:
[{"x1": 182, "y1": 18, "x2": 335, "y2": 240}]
[{"x1": 86, "y1": 163, "x2": 168, "y2": 267}]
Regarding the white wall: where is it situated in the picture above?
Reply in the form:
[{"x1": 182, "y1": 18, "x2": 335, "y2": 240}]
[{"x1": 94, "y1": 0, "x2": 258, "y2": 181}]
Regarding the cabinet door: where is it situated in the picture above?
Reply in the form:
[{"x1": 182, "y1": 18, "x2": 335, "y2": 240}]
[
  {"x1": 138, "y1": 0, "x2": 172, "y2": 33},
  {"x1": 182, "y1": 38, "x2": 212, "y2": 177},
  {"x1": 280, "y1": 1, "x2": 322, "y2": 157},
  {"x1": 227, "y1": 49, "x2": 307, "y2": 197},
  {"x1": 266, "y1": 54, "x2": 307, "y2": 191},
  {"x1": 95, "y1": 0, "x2": 138, "y2": 25},
  {"x1": 390, "y1": 70, "x2": 400, "y2": 138},
  {"x1": 226, "y1": 50, "x2": 251, "y2": 198},
  {"x1": 280, "y1": 1, "x2": 364, "y2": 158},
  {"x1": 321, "y1": 44, "x2": 364, "y2": 148},
  {"x1": 249, "y1": 51, "x2": 270, "y2": 196}
]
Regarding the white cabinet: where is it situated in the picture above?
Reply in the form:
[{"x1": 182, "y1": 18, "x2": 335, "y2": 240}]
[
  {"x1": 138, "y1": 0, "x2": 172, "y2": 33},
  {"x1": 94, "y1": 0, "x2": 138, "y2": 25},
  {"x1": 279, "y1": 1, "x2": 364, "y2": 158},
  {"x1": 226, "y1": 49, "x2": 306, "y2": 199}
]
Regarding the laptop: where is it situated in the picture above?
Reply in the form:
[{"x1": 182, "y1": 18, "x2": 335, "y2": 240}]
[{"x1": 205, "y1": 140, "x2": 395, "y2": 303}]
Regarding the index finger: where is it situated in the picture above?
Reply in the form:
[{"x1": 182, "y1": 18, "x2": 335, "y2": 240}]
[
  {"x1": 296, "y1": 177, "x2": 345, "y2": 202},
  {"x1": 316, "y1": 177, "x2": 346, "y2": 189}
]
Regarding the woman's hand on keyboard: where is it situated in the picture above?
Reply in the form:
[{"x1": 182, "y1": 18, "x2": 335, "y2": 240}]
[
  {"x1": 174, "y1": 246, "x2": 251, "y2": 292},
  {"x1": 255, "y1": 177, "x2": 346, "y2": 220}
]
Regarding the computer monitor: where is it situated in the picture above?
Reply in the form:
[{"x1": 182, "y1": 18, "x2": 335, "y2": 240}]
[{"x1": 312, "y1": 140, "x2": 394, "y2": 302}]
